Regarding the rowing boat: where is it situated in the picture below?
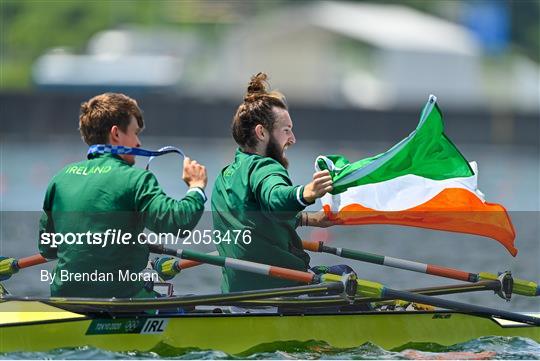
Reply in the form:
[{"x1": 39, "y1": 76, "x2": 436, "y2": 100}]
[{"x1": 1, "y1": 297, "x2": 539, "y2": 355}]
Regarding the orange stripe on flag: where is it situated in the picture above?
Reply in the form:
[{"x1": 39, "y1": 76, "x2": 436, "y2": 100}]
[{"x1": 325, "y1": 188, "x2": 517, "y2": 256}]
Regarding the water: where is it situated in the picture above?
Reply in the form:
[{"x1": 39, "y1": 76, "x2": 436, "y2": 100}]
[
  {"x1": 1, "y1": 337, "x2": 539, "y2": 359},
  {"x1": 1, "y1": 135, "x2": 539, "y2": 359}
]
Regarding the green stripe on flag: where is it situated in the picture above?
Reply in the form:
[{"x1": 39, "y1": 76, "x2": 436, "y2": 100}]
[{"x1": 318, "y1": 95, "x2": 474, "y2": 194}]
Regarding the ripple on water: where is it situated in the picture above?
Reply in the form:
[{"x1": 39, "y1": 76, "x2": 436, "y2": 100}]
[{"x1": 1, "y1": 337, "x2": 539, "y2": 360}]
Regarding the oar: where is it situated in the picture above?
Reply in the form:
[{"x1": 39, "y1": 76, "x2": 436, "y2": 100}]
[
  {"x1": 160, "y1": 252, "x2": 511, "y2": 300},
  {"x1": 149, "y1": 244, "x2": 540, "y2": 326},
  {"x1": 0, "y1": 231, "x2": 212, "y2": 280},
  {"x1": 148, "y1": 244, "x2": 357, "y2": 295},
  {"x1": 0, "y1": 251, "x2": 218, "y2": 280},
  {"x1": 302, "y1": 240, "x2": 539, "y2": 297}
]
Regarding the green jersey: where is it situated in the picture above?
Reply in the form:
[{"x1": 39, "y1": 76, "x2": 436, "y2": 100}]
[
  {"x1": 211, "y1": 148, "x2": 311, "y2": 292},
  {"x1": 39, "y1": 153, "x2": 206, "y2": 298}
]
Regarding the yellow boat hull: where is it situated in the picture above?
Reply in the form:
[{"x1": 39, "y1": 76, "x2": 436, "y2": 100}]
[{"x1": 1, "y1": 301, "x2": 538, "y2": 355}]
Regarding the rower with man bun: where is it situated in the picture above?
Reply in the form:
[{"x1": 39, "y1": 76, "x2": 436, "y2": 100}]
[{"x1": 211, "y1": 73, "x2": 338, "y2": 293}]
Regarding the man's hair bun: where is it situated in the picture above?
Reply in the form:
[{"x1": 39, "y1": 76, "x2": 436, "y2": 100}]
[
  {"x1": 245, "y1": 72, "x2": 269, "y2": 101},
  {"x1": 232, "y1": 72, "x2": 288, "y2": 149}
]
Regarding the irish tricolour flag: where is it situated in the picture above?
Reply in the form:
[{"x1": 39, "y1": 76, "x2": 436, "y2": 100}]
[{"x1": 317, "y1": 95, "x2": 517, "y2": 256}]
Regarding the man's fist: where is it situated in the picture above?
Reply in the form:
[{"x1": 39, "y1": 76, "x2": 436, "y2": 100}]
[
  {"x1": 182, "y1": 157, "x2": 207, "y2": 189},
  {"x1": 303, "y1": 170, "x2": 333, "y2": 204}
]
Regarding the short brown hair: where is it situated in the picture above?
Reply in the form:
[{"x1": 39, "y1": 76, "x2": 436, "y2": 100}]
[
  {"x1": 232, "y1": 73, "x2": 288, "y2": 148},
  {"x1": 79, "y1": 93, "x2": 144, "y2": 145}
]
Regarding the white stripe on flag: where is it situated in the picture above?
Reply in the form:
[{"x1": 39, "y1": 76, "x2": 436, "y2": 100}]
[{"x1": 323, "y1": 162, "x2": 482, "y2": 212}]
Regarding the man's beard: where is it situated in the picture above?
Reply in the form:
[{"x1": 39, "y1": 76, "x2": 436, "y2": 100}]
[{"x1": 266, "y1": 136, "x2": 289, "y2": 169}]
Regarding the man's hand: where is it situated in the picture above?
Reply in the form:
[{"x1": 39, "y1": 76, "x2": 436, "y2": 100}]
[
  {"x1": 303, "y1": 170, "x2": 333, "y2": 204},
  {"x1": 298, "y1": 210, "x2": 340, "y2": 228},
  {"x1": 183, "y1": 157, "x2": 207, "y2": 189},
  {"x1": 307, "y1": 210, "x2": 338, "y2": 228}
]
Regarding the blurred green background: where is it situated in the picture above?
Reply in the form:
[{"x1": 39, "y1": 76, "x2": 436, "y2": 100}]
[{"x1": 1, "y1": 0, "x2": 538, "y2": 90}]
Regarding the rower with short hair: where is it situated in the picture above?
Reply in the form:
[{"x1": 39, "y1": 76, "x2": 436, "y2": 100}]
[
  {"x1": 211, "y1": 73, "x2": 336, "y2": 292},
  {"x1": 39, "y1": 93, "x2": 208, "y2": 298}
]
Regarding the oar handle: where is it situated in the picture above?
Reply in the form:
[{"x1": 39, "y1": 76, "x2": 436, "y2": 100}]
[{"x1": 17, "y1": 255, "x2": 48, "y2": 269}]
